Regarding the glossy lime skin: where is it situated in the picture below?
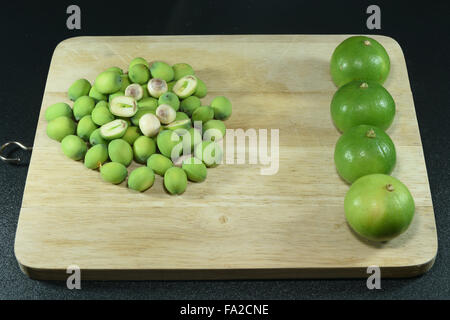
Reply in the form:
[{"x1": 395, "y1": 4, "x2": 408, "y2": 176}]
[
  {"x1": 94, "y1": 71, "x2": 122, "y2": 94},
  {"x1": 129, "y1": 64, "x2": 150, "y2": 85},
  {"x1": 84, "y1": 144, "x2": 108, "y2": 169},
  {"x1": 334, "y1": 125, "x2": 396, "y2": 183},
  {"x1": 331, "y1": 81, "x2": 395, "y2": 132},
  {"x1": 46, "y1": 116, "x2": 76, "y2": 142},
  {"x1": 330, "y1": 36, "x2": 390, "y2": 87},
  {"x1": 164, "y1": 167, "x2": 187, "y2": 195},
  {"x1": 88, "y1": 86, "x2": 108, "y2": 102},
  {"x1": 108, "y1": 139, "x2": 133, "y2": 167},
  {"x1": 45, "y1": 103, "x2": 72, "y2": 122},
  {"x1": 158, "y1": 92, "x2": 180, "y2": 111},
  {"x1": 77, "y1": 115, "x2": 98, "y2": 141},
  {"x1": 211, "y1": 96, "x2": 232, "y2": 120},
  {"x1": 100, "y1": 162, "x2": 128, "y2": 184},
  {"x1": 157, "y1": 130, "x2": 182, "y2": 159},
  {"x1": 172, "y1": 63, "x2": 195, "y2": 81},
  {"x1": 180, "y1": 96, "x2": 201, "y2": 116},
  {"x1": 147, "y1": 154, "x2": 173, "y2": 176},
  {"x1": 122, "y1": 126, "x2": 141, "y2": 145},
  {"x1": 150, "y1": 61, "x2": 174, "y2": 82},
  {"x1": 128, "y1": 167, "x2": 155, "y2": 192},
  {"x1": 194, "y1": 78, "x2": 207, "y2": 98},
  {"x1": 73, "y1": 96, "x2": 95, "y2": 121},
  {"x1": 182, "y1": 157, "x2": 207, "y2": 182},
  {"x1": 89, "y1": 128, "x2": 108, "y2": 146},
  {"x1": 68, "y1": 79, "x2": 91, "y2": 101},
  {"x1": 91, "y1": 102, "x2": 115, "y2": 126},
  {"x1": 345, "y1": 174, "x2": 415, "y2": 241},
  {"x1": 61, "y1": 135, "x2": 87, "y2": 160},
  {"x1": 133, "y1": 136, "x2": 156, "y2": 164},
  {"x1": 192, "y1": 106, "x2": 214, "y2": 124}
]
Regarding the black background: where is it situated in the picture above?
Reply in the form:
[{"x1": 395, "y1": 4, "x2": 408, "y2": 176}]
[{"x1": 0, "y1": 0, "x2": 449, "y2": 299}]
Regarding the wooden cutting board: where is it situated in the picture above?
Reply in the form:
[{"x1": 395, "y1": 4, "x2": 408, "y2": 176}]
[{"x1": 14, "y1": 35, "x2": 437, "y2": 280}]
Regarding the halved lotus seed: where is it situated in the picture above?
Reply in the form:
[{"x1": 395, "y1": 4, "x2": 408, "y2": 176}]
[
  {"x1": 84, "y1": 144, "x2": 108, "y2": 169},
  {"x1": 91, "y1": 101, "x2": 114, "y2": 126},
  {"x1": 147, "y1": 154, "x2": 173, "y2": 176},
  {"x1": 128, "y1": 166, "x2": 155, "y2": 192},
  {"x1": 73, "y1": 96, "x2": 95, "y2": 120},
  {"x1": 133, "y1": 136, "x2": 156, "y2": 164},
  {"x1": 173, "y1": 75, "x2": 198, "y2": 99},
  {"x1": 164, "y1": 167, "x2": 187, "y2": 195},
  {"x1": 110, "y1": 96, "x2": 138, "y2": 118},
  {"x1": 139, "y1": 113, "x2": 161, "y2": 137},
  {"x1": 100, "y1": 119, "x2": 128, "y2": 140},
  {"x1": 211, "y1": 96, "x2": 232, "y2": 120},
  {"x1": 46, "y1": 116, "x2": 76, "y2": 142},
  {"x1": 182, "y1": 156, "x2": 207, "y2": 182},
  {"x1": 156, "y1": 104, "x2": 177, "y2": 124},
  {"x1": 100, "y1": 162, "x2": 128, "y2": 184},
  {"x1": 194, "y1": 141, "x2": 223, "y2": 168},
  {"x1": 108, "y1": 139, "x2": 133, "y2": 167},
  {"x1": 94, "y1": 71, "x2": 122, "y2": 94},
  {"x1": 68, "y1": 79, "x2": 91, "y2": 101},
  {"x1": 147, "y1": 78, "x2": 168, "y2": 98},
  {"x1": 125, "y1": 84, "x2": 144, "y2": 101},
  {"x1": 45, "y1": 103, "x2": 72, "y2": 122},
  {"x1": 129, "y1": 63, "x2": 150, "y2": 85},
  {"x1": 77, "y1": 115, "x2": 98, "y2": 141},
  {"x1": 61, "y1": 135, "x2": 87, "y2": 160},
  {"x1": 158, "y1": 92, "x2": 180, "y2": 111},
  {"x1": 150, "y1": 61, "x2": 174, "y2": 82}
]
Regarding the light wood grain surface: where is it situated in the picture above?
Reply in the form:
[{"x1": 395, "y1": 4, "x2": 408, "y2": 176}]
[{"x1": 14, "y1": 35, "x2": 437, "y2": 280}]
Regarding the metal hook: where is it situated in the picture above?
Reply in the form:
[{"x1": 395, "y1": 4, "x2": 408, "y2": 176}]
[{"x1": 0, "y1": 141, "x2": 33, "y2": 164}]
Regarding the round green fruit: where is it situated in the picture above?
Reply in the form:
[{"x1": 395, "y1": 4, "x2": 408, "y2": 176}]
[
  {"x1": 129, "y1": 63, "x2": 150, "y2": 85},
  {"x1": 133, "y1": 136, "x2": 156, "y2": 164},
  {"x1": 331, "y1": 81, "x2": 395, "y2": 132},
  {"x1": 84, "y1": 144, "x2": 108, "y2": 169},
  {"x1": 150, "y1": 61, "x2": 174, "y2": 82},
  {"x1": 46, "y1": 116, "x2": 76, "y2": 142},
  {"x1": 156, "y1": 129, "x2": 182, "y2": 159},
  {"x1": 164, "y1": 167, "x2": 187, "y2": 195},
  {"x1": 61, "y1": 135, "x2": 87, "y2": 160},
  {"x1": 194, "y1": 141, "x2": 223, "y2": 168},
  {"x1": 147, "y1": 154, "x2": 173, "y2": 176},
  {"x1": 91, "y1": 102, "x2": 114, "y2": 126},
  {"x1": 89, "y1": 128, "x2": 108, "y2": 146},
  {"x1": 172, "y1": 63, "x2": 195, "y2": 81},
  {"x1": 108, "y1": 139, "x2": 133, "y2": 167},
  {"x1": 182, "y1": 156, "x2": 207, "y2": 182},
  {"x1": 334, "y1": 125, "x2": 396, "y2": 183},
  {"x1": 73, "y1": 96, "x2": 95, "y2": 121},
  {"x1": 330, "y1": 36, "x2": 390, "y2": 87},
  {"x1": 180, "y1": 96, "x2": 201, "y2": 116},
  {"x1": 194, "y1": 78, "x2": 207, "y2": 98},
  {"x1": 45, "y1": 103, "x2": 72, "y2": 122},
  {"x1": 77, "y1": 115, "x2": 98, "y2": 141},
  {"x1": 128, "y1": 167, "x2": 155, "y2": 192},
  {"x1": 345, "y1": 174, "x2": 415, "y2": 242},
  {"x1": 121, "y1": 126, "x2": 141, "y2": 145},
  {"x1": 68, "y1": 79, "x2": 91, "y2": 101},
  {"x1": 158, "y1": 92, "x2": 180, "y2": 111},
  {"x1": 192, "y1": 106, "x2": 214, "y2": 124},
  {"x1": 211, "y1": 96, "x2": 232, "y2": 120},
  {"x1": 203, "y1": 119, "x2": 226, "y2": 141},
  {"x1": 94, "y1": 71, "x2": 122, "y2": 94},
  {"x1": 100, "y1": 162, "x2": 128, "y2": 184}
]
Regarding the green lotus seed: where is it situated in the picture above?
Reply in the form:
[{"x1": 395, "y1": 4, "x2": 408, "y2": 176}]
[
  {"x1": 88, "y1": 86, "x2": 108, "y2": 102},
  {"x1": 164, "y1": 167, "x2": 187, "y2": 195},
  {"x1": 167, "y1": 81, "x2": 176, "y2": 92},
  {"x1": 180, "y1": 127, "x2": 202, "y2": 152},
  {"x1": 211, "y1": 96, "x2": 232, "y2": 120},
  {"x1": 110, "y1": 96, "x2": 138, "y2": 118},
  {"x1": 129, "y1": 64, "x2": 150, "y2": 85},
  {"x1": 61, "y1": 135, "x2": 87, "y2": 160},
  {"x1": 46, "y1": 116, "x2": 76, "y2": 141},
  {"x1": 128, "y1": 167, "x2": 155, "y2": 192},
  {"x1": 182, "y1": 156, "x2": 207, "y2": 182},
  {"x1": 192, "y1": 106, "x2": 214, "y2": 124},
  {"x1": 133, "y1": 136, "x2": 156, "y2": 164},
  {"x1": 180, "y1": 96, "x2": 201, "y2": 116},
  {"x1": 129, "y1": 57, "x2": 149, "y2": 69},
  {"x1": 106, "y1": 66, "x2": 123, "y2": 74},
  {"x1": 108, "y1": 139, "x2": 133, "y2": 167},
  {"x1": 84, "y1": 144, "x2": 108, "y2": 169},
  {"x1": 172, "y1": 63, "x2": 195, "y2": 81},
  {"x1": 203, "y1": 119, "x2": 226, "y2": 141},
  {"x1": 194, "y1": 141, "x2": 223, "y2": 168},
  {"x1": 147, "y1": 154, "x2": 173, "y2": 176},
  {"x1": 120, "y1": 74, "x2": 132, "y2": 92},
  {"x1": 140, "y1": 84, "x2": 149, "y2": 99},
  {"x1": 100, "y1": 162, "x2": 128, "y2": 184},
  {"x1": 147, "y1": 78, "x2": 168, "y2": 98},
  {"x1": 68, "y1": 79, "x2": 91, "y2": 101},
  {"x1": 150, "y1": 61, "x2": 174, "y2": 82},
  {"x1": 175, "y1": 112, "x2": 189, "y2": 121},
  {"x1": 158, "y1": 92, "x2": 180, "y2": 111},
  {"x1": 73, "y1": 96, "x2": 95, "y2": 121},
  {"x1": 194, "y1": 78, "x2": 207, "y2": 98},
  {"x1": 131, "y1": 106, "x2": 156, "y2": 126},
  {"x1": 100, "y1": 119, "x2": 128, "y2": 140},
  {"x1": 139, "y1": 113, "x2": 161, "y2": 137},
  {"x1": 109, "y1": 91, "x2": 125, "y2": 102},
  {"x1": 173, "y1": 75, "x2": 198, "y2": 99},
  {"x1": 77, "y1": 115, "x2": 98, "y2": 141},
  {"x1": 94, "y1": 71, "x2": 122, "y2": 94},
  {"x1": 91, "y1": 102, "x2": 114, "y2": 126},
  {"x1": 137, "y1": 97, "x2": 158, "y2": 110},
  {"x1": 89, "y1": 128, "x2": 108, "y2": 146},
  {"x1": 157, "y1": 129, "x2": 182, "y2": 159},
  {"x1": 122, "y1": 126, "x2": 141, "y2": 145},
  {"x1": 156, "y1": 104, "x2": 177, "y2": 124},
  {"x1": 45, "y1": 103, "x2": 72, "y2": 122}
]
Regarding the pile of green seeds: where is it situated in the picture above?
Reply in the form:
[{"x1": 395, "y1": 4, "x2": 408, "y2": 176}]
[{"x1": 45, "y1": 58, "x2": 232, "y2": 195}]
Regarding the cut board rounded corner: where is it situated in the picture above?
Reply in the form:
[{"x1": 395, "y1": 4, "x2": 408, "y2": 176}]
[{"x1": 15, "y1": 35, "x2": 438, "y2": 280}]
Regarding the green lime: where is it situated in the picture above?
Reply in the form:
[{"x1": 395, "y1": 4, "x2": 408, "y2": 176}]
[
  {"x1": 331, "y1": 81, "x2": 395, "y2": 132},
  {"x1": 330, "y1": 36, "x2": 390, "y2": 87},
  {"x1": 334, "y1": 125, "x2": 396, "y2": 183},
  {"x1": 345, "y1": 174, "x2": 415, "y2": 242}
]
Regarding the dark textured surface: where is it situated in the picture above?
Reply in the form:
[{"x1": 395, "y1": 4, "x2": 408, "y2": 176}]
[{"x1": 0, "y1": 0, "x2": 449, "y2": 299}]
